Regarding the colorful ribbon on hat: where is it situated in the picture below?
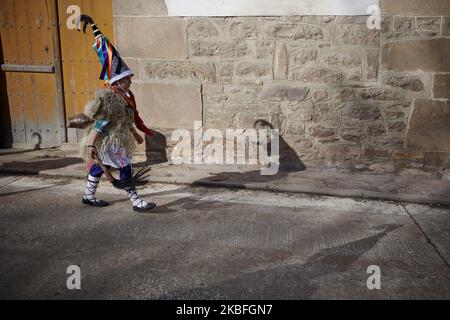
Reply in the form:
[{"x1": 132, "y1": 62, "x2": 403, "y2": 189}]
[{"x1": 93, "y1": 35, "x2": 113, "y2": 81}]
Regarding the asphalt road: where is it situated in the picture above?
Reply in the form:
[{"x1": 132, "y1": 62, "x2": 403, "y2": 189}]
[{"x1": 0, "y1": 174, "x2": 449, "y2": 299}]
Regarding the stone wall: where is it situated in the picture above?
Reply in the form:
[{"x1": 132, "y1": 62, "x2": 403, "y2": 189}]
[{"x1": 113, "y1": 0, "x2": 450, "y2": 177}]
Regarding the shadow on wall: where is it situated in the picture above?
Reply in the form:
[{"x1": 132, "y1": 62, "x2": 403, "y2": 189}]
[
  {"x1": 141, "y1": 129, "x2": 168, "y2": 165},
  {"x1": 0, "y1": 39, "x2": 13, "y2": 148},
  {"x1": 194, "y1": 119, "x2": 306, "y2": 185}
]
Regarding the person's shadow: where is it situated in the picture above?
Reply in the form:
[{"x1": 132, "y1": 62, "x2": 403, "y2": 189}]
[{"x1": 195, "y1": 119, "x2": 306, "y2": 185}]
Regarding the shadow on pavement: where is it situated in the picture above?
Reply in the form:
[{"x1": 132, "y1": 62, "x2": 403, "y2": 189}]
[
  {"x1": 157, "y1": 224, "x2": 402, "y2": 299},
  {"x1": 0, "y1": 157, "x2": 83, "y2": 173}
]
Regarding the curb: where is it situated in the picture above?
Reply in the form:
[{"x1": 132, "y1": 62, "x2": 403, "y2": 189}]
[{"x1": 1, "y1": 167, "x2": 450, "y2": 206}]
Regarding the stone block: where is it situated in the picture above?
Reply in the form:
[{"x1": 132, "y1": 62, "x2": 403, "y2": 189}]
[
  {"x1": 381, "y1": 0, "x2": 450, "y2": 16},
  {"x1": 416, "y1": 17, "x2": 442, "y2": 31},
  {"x1": 407, "y1": 99, "x2": 450, "y2": 151},
  {"x1": 394, "y1": 17, "x2": 416, "y2": 32},
  {"x1": 141, "y1": 60, "x2": 216, "y2": 83},
  {"x1": 443, "y1": 17, "x2": 450, "y2": 36},
  {"x1": 186, "y1": 18, "x2": 220, "y2": 39},
  {"x1": 234, "y1": 61, "x2": 272, "y2": 82},
  {"x1": 210, "y1": 17, "x2": 261, "y2": 39},
  {"x1": 293, "y1": 65, "x2": 344, "y2": 85},
  {"x1": 364, "y1": 49, "x2": 379, "y2": 81},
  {"x1": 259, "y1": 84, "x2": 310, "y2": 102},
  {"x1": 319, "y1": 49, "x2": 361, "y2": 69},
  {"x1": 433, "y1": 74, "x2": 450, "y2": 99},
  {"x1": 262, "y1": 21, "x2": 324, "y2": 40},
  {"x1": 318, "y1": 144, "x2": 362, "y2": 161},
  {"x1": 189, "y1": 40, "x2": 252, "y2": 58},
  {"x1": 133, "y1": 82, "x2": 202, "y2": 129},
  {"x1": 291, "y1": 48, "x2": 318, "y2": 68},
  {"x1": 359, "y1": 87, "x2": 403, "y2": 101},
  {"x1": 273, "y1": 43, "x2": 288, "y2": 80},
  {"x1": 382, "y1": 38, "x2": 450, "y2": 72},
  {"x1": 333, "y1": 18, "x2": 380, "y2": 46},
  {"x1": 115, "y1": 17, "x2": 188, "y2": 59},
  {"x1": 382, "y1": 74, "x2": 425, "y2": 91},
  {"x1": 112, "y1": 0, "x2": 168, "y2": 16},
  {"x1": 344, "y1": 102, "x2": 382, "y2": 121}
]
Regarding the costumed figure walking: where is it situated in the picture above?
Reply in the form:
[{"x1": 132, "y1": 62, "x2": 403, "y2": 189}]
[{"x1": 76, "y1": 15, "x2": 156, "y2": 212}]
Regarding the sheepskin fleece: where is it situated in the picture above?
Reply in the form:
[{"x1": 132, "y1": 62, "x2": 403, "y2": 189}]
[{"x1": 80, "y1": 89, "x2": 136, "y2": 161}]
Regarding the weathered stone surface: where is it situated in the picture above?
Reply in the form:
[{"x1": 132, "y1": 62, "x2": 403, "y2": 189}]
[
  {"x1": 281, "y1": 100, "x2": 316, "y2": 117},
  {"x1": 216, "y1": 62, "x2": 234, "y2": 82},
  {"x1": 382, "y1": 38, "x2": 450, "y2": 72},
  {"x1": 392, "y1": 150, "x2": 425, "y2": 160},
  {"x1": 189, "y1": 40, "x2": 252, "y2": 58},
  {"x1": 293, "y1": 65, "x2": 344, "y2": 84},
  {"x1": 224, "y1": 84, "x2": 259, "y2": 103},
  {"x1": 318, "y1": 144, "x2": 362, "y2": 161},
  {"x1": 284, "y1": 118, "x2": 306, "y2": 135},
  {"x1": 112, "y1": 0, "x2": 167, "y2": 16},
  {"x1": 387, "y1": 121, "x2": 407, "y2": 133},
  {"x1": 186, "y1": 18, "x2": 220, "y2": 38},
  {"x1": 383, "y1": 110, "x2": 406, "y2": 120},
  {"x1": 381, "y1": 30, "x2": 439, "y2": 42},
  {"x1": 133, "y1": 83, "x2": 202, "y2": 129},
  {"x1": 253, "y1": 41, "x2": 274, "y2": 59},
  {"x1": 312, "y1": 89, "x2": 330, "y2": 102},
  {"x1": 443, "y1": 17, "x2": 450, "y2": 36},
  {"x1": 381, "y1": 0, "x2": 450, "y2": 16},
  {"x1": 234, "y1": 61, "x2": 272, "y2": 81},
  {"x1": 339, "y1": 121, "x2": 364, "y2": 142},
  {"x1": 292, "y1": 48, "x2": 318, "y2": 67},
  {"x1": 423, "y1": 152, "x2": 450, "y2": 168},
  {"x1": 382, "y1": 74, "x2": 424, "y2": 91},
  {"x1": 210, "y1": 17, "x2": 260, "y2": 39},
  {"x1": 364, "y1": 49, "x2": 379, "y2": 81},
  {"x1": 202, "y1": 84, "x2": 223, "y2": 95},
  {"x1": 262, "y1": 23, "x2": 324, "y2": 40},
  {"x1": 416, "y1": 17, "x2": 442, "y2": 31},
  {"x1": 394, "y1": 17, "x2": 416, "y2": 32},
  {"x1": 115, "y1": 17, "x2": 188, "y2": 59},
  {"x1": 333, "y1": 23, "x2": 380, "y2": 46},
  {"x1": 274, "y1": 44, "x2": 288, "y2": 80},
  {"x1": 433, "y1": 74, "x2": 450, "y2": 99},
  {"x1": 259, "y1": 85, "x2": 309, "y2": 102},
  {"x1": 366, "y1": 123, "x2": 386, "y2": 137},
  {"x1": 407, "y1": 99, "x2": 450, "y2": 151},
  {"x1": 142, "y1": 60, "x2": 216, "y2": 82},
  {"x1": 344, "y1": 102, "x2": 382, "y2": 121},
  {"x1": 333, "y1": 88, "x2": 355, "y2": 102},
  {"x1": 319, "y1": 49, "x2": 361, "y2": 68},
  {"x1": 363, "y1": 148, "x2": 391, "y2": 160},
  {"x1": 359, "y1": 87, "x2": 402, "y2": 101},
  {"x1": 307, "y1": 125, "x2": 336, "y2": 138}
]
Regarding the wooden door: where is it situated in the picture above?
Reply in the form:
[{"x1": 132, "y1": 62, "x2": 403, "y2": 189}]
[
  {"x1": 57, "y1": 0, "x2": 114, "y2": 143},
  {"x1": 0, "y1": 0, "x2": 65, "y2": 148},
  {"x1": 0, "y1": 0, "x2": 114, "y2": 147}
]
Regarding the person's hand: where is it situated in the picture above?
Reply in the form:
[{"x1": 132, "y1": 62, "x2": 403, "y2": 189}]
[
  {"x1": 88, "y1": 145, "x2": 98, "y2": 159},
  {"x1": 132, "y1": 130, "x2": 144, "y2": 144}
]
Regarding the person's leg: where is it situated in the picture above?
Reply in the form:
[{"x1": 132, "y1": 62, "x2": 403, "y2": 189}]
[
  {"x1": 82, "y1": 164, "x2": 109, "y2": 207},
  {"x1": 120, "y1": 164, "x2": 156, "y2": 212}
]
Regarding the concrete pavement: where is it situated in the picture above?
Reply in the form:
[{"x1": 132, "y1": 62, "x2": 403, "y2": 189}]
[{"x1": 0, "y1": 174, "x2": 449, "y2": 299}]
